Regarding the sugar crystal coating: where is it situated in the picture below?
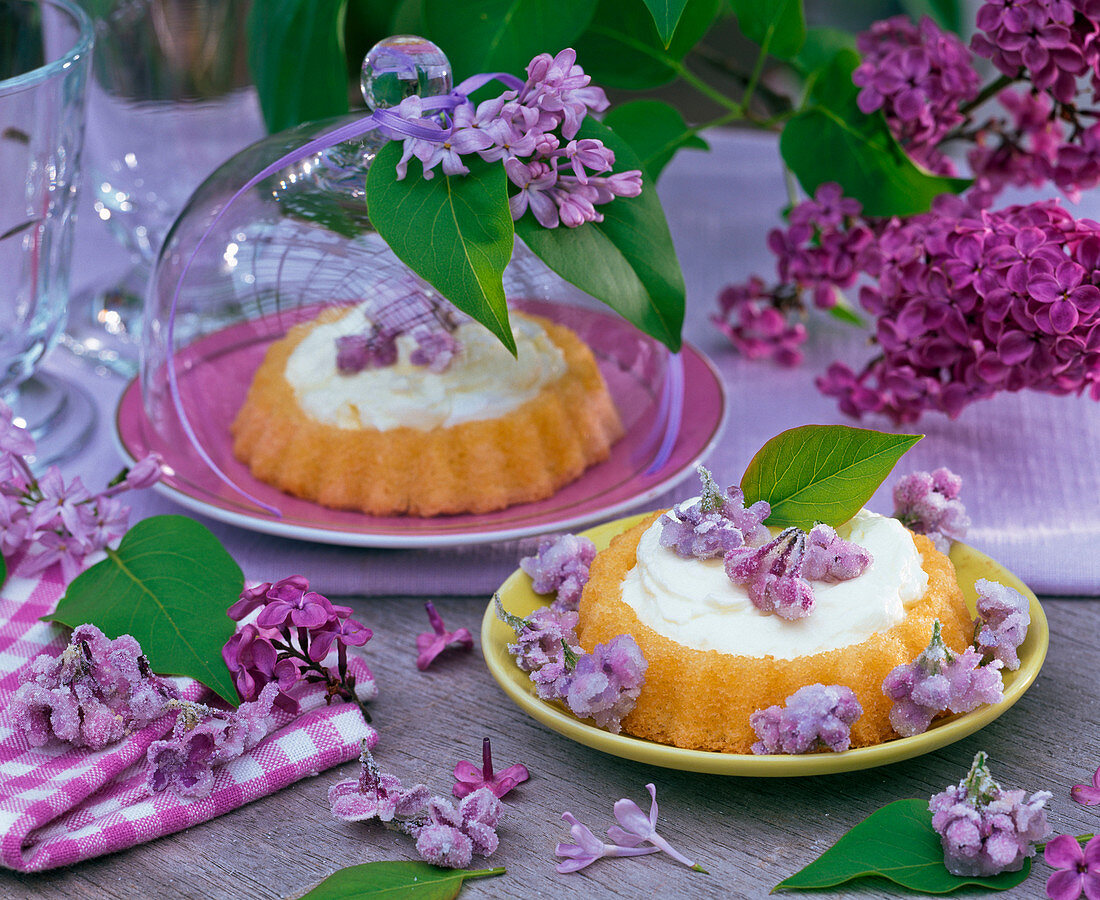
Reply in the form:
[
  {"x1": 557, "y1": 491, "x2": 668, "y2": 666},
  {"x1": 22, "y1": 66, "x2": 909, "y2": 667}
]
[{"x1": 750, "y1": 683, "x2": 863, "y2": 754}]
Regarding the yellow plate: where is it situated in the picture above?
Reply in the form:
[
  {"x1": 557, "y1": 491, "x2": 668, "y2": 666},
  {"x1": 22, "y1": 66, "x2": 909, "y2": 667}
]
[{"x1": 482, "y1": 513, "x2": 1049, "y2": 776}]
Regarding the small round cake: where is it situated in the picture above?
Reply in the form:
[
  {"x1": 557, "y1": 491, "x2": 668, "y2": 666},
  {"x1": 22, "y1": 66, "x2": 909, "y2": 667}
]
[
  {"x1": 574, "y1": 510, "x2": 974, "y2": 753},
  {"x1": 231, "y1": 303, "x2": 623, "y2": 516}
]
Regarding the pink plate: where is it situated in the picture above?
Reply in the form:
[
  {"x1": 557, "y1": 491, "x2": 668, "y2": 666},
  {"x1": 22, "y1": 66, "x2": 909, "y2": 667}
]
[{"x1": 114, "y1": 302, "x2": 726, "y2": 548}]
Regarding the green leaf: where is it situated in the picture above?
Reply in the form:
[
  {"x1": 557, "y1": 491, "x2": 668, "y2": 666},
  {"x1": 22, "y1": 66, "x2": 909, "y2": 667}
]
[
  {"x1": 827, "y1": 293, "x2": 864, "y2": 327},
  {"x1": 641, "y1": 0, "x2": 691, "y2": 47},
  {"x1": 247, "y1": 0, "x2": 350, "y2": 133},
  {"x1": 729, "y1": 0, "x2": 805, "y2": 60},
  {"x1": 603, "y1": 99, "x2": 708, "y2": 181},
  {"x1": 389, "y1": 0, "x2": 427, "y2": 33},
  {"x1": 297, "y1": 862, "x2": 505, "y2": 899},
  {"x1": 775, "y1": 799, "x2": 1032, "y2": 893},
  {"x1": 740, "y1": 425, "x2": 921, "y2": 529},
  {"x1": 899, "y1": 0, "x2": 961, "y2": 34},
  {"x1": 516, "y1": 117, "x2": 685, "y2": 351},
  {"x1": 421, "y1": 0, "x2": 597, "y2": 81},
  {"x1": 576, "y1": 0, "x2": 722, "y2": 90},
  {"x1": 44, "y1": 516, "x2": 243, "y2": 705},
  {"x1": 0, "y1": 552, "x2": 6, "y2": 589},
  {"x1": 780, "y1": 50, "x2": 971, "y2": 217},
  {"x1": 366, "y1": 143, "x2": 517, "y2": 354},
  {"x1": 791, "y1": 26, "x2": 856, "y2": 77}
]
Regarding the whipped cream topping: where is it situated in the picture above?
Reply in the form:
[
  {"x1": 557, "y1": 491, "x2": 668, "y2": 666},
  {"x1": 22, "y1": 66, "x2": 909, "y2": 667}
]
[
  {"x1": 618, "y1": 509, "x2": 929, "y2": 659},
  {"x1": 284, "y1": 306, "x2": 567, "y2": 431}
]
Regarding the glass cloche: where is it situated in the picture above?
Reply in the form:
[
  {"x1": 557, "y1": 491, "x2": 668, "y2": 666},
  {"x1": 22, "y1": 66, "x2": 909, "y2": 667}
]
[{"x1": 131, "y1": 38, "x2": 714, "y2": 541}]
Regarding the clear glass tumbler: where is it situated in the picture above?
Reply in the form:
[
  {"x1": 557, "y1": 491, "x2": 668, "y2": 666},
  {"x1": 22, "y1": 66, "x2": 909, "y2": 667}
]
[
  {"x1": 0, "y1": 0, "x2": 96, "y2": 465},
  {"x1": 64, "y1": 0, "x2": 264, "y2": 375}
]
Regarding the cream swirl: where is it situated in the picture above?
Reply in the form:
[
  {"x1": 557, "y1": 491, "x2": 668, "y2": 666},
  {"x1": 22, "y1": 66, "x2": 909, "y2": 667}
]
[
  {"x1": 619, "y1": 509, "x2": 929, "y2": 659},
  {"x1": 284, "y1": 307, "x2": 567, "y2": 431}
]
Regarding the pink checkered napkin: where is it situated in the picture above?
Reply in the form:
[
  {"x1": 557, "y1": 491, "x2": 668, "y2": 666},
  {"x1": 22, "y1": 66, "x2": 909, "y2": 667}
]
[{"x1": 0, "y1": 562, "x2": 377, "y2": 872}]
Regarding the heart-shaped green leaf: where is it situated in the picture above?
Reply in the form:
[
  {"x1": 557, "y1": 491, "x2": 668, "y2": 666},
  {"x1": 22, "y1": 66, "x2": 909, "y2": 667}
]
[
  {"x1": 516, "y1": 117, "x2": 685, "y2": 351},
  {"x1": 366, "y1": 143, "x2": 517, "y2": 354},
  {"x1": 781, "y1": 50, "x2": 971, "y2": 217},
  {"x1": 297, "y1": 862, "x2": 505, "y2": 899},
  {"x1": 775, "y1": 799, "x2": 1032, "y2": 893},
  {"x1": 791, "y1": 26, "x2": 857, "y2": 77},
  {"x1": 422, "y1": 0, "x2": 596, "y2": 80},
  {"x1": 730, "y1": 0, "x2": 806, "y2": 60},
  {"x1": 44, "y1": 516, "x2": 243, "y2": 705},
  {"x1": 576, "y1": 0, "x2": 722, "y2": 90},
  {"x1": 603, "y1": 99, "x2": 708, "y2": 181},
  {"x1": 247, "y1": 0, "x2": 350, "y2": 133},
  {"x1": 740, "y1": 425, "x2": 921, "y2": 529},
  {"x1": 641, "y1": 0, "x2": 691, "y2": 47}
]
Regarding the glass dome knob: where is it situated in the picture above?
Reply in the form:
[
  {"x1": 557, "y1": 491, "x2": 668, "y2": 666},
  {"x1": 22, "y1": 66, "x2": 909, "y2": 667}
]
[{"x1": 360, "y1": 35, "x2": 453, "y2": 112}]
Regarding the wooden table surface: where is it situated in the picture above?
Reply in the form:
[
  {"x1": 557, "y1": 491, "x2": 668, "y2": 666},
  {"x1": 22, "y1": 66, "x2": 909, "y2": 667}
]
[{"x1": 0, "y1": 589, "x2": 1094, "y2": 900}]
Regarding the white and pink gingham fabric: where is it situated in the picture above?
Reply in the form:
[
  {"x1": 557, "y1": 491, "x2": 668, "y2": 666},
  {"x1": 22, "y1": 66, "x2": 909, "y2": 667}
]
[{"x1": 0, "y1": 562, "x2": 376, "y2": 872}]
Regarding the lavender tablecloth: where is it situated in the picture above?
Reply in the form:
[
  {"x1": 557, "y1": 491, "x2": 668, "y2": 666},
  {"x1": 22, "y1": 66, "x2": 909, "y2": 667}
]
[{"x1": 51, "y1": 130, "x2": 1100, "y2": 597}]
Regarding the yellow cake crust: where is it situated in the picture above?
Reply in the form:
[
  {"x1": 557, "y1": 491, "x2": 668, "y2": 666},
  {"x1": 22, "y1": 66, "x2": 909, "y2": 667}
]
[
  {"x1": 231, "y1": 311, "x2": 624, "y2": 516},
  {"x1": 575, "y1": 513, "x2": 975, "y2": 753}
]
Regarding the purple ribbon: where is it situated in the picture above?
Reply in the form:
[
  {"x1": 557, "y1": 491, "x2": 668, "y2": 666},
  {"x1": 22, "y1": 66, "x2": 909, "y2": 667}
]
[{"x1": 165, "y1": 69, "x2": 678, "y2": 517}]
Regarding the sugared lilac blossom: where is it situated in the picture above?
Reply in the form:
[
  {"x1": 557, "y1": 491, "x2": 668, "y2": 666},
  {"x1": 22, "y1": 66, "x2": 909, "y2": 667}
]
[
  {"x1": 331, "y1": 744, "x2": 503, "y2": 870},
  {"x1": 973, "y1": 579, "x2": 1030, "y2": 670},
  {"x1": 147, "y1": 683, "x2": 280, "y2": 798},
  {"x1": 750, "y1": 684, "x2": 863, "y2": 755},
  {"x1": 329, "y1": 741, "x2": 430, "y2": 823},
  {"x1": 564, "y1": 635, "x2": 647, "y2": 733},
  {"x1": 882, "y1": 621, "x2": 1004, "y2": 737},
  {"x1": 334, "y1": 293, "x2": 463, "y2": 375},
  {"x1": 12, "y1": 624, "x2": 174, "y2": 749},
  {"x1": 724, "y1": 524, "x2": 871, "y2": 620},
  {"x1": 494, "y1": 594, "x2": 646, "y2": 729},
  {"x1": 659, "y1": 465, "x2": 770, "y2": 559},
  {"x1": 519, "y1": 533, "x2": 597, "y2": 611},
  {"x1": 607, "y1": 783, "x2": 703, "y2": 871},
  {"x1": 452, "y1": 736, "x2": 529, "y2": 799},
  {"x1": 929, "y1": 751, "x2": 1051, "y2": 877},
  {"x1": 555, "y1": 812, "x2": 660, "y2": 873},
  {"x1": 416, "y1": 600, "x2": 474, "y2": 670},
  {"x1": 892, "y1": 467, "x2": 969, "y2": 552}
]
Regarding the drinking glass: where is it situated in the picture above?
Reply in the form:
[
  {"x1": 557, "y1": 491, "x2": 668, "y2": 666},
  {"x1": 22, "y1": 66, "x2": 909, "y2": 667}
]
[
  {"x1": 64, "y1": 0, "x2": 264, "y2": 375},
  {"x1": 0, "y1": 0, "x2": 96, "y2": 465}
]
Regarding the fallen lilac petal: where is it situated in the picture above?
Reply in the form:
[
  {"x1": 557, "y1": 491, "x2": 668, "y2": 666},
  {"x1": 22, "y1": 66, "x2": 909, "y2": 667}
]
[
  {"x1": 1073, "y1": 766, "x2": 1100, "y2": 806},
  {"x1": 452, "y1": 736, "x2": 530, "y2": 799},
  {"x1": 554, "y1": 811, "x2": 661, "y2": 873},
  {"x1": 606, "y1": 783, "x2": 700, "y2": 869},
  {"x1": 416, "y1": 601, "x2": 474, "y2": 670}
]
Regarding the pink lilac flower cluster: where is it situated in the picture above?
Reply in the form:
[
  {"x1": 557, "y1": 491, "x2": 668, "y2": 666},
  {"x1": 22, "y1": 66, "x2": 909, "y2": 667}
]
[
  {"x1": 711, "y1": 278, "x2": 808, "y2": 367},
  {"x1": 494, "y1": 593, "x2": 646, "y2": 733},
  {"x1": 882, "y1": 620, "x2": 1004, "y2": 737},
  {"x1": 724, "y1": 524, "x2": 872, "y2": 620},
  {"x1": 147, "y1": 683, "x2": 280, "y2": 799},
  {"x1": 1046, "y1": 834, "x2": 1100, "y2": 900},
  {"x1": 817, "y1": 196, "x2": 1100, "y2": 422},
  {"x1": 971, "y1": 0, "x2": 1099, "y2": 105},
  {"x1": 974, "y1": 578, "x2": 1031, "y2": 671},
  {"x1": 892, "y1": 467, "x2": 970, "y2": 552},
  {"x1": 659, "y1": 465, "x2": 770, "y2": 559},
  {"x1": 557, "y1": 783, "x2": 703, "y2": 874},
  {"x1": 519, "y1": 532, "x2": 597, "y2": 612},
  {"x1": 11, "y1": 624, "x2": 174, "y2": 750},
  {"x1": 335, "y1": 292, "x2": 463, "y2": 375},
  {"x1": 930, "y1": 751, "x2": 1051, "y2": 877},
  {"x1": 388, "y1": 49, "x2": 641, "y2": 228},
  {"x1": 415, "y1": 601, "x2": 473, "y2": 670},
  {"x1": 749, "y1": 683, "x2": 863, "y2": 755},
  {"x1": 0, "y1": 401, "x2": 161, "y2": 582},
  {"x1": 330, "y1": 742, "x2": 502, "y2": 869},
  {"x1": 452, "y1": 737, "x2": 529, "y2": 799},
  {"x1": 715, "y1": 11, "x2": 1100, "y2": 420},
  {"x1": 853, "y1": 16, "x2": 980, "y2": 174},
  {"x1": 223, "y1": 575, "x2": 375, "y2": 723}
]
